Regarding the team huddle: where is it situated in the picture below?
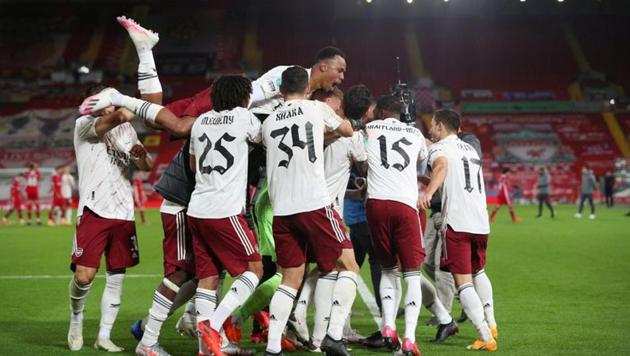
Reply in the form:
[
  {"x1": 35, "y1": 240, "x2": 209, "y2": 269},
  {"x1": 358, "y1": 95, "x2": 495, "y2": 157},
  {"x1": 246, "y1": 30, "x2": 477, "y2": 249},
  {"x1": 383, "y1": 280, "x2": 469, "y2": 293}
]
[{"x1": 67, "y1": 17, "x2": 498, "y2": 356}]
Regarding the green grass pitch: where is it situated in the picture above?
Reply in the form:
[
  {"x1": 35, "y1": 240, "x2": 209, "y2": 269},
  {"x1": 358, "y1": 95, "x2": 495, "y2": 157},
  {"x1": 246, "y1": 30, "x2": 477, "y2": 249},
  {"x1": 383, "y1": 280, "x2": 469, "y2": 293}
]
[{"x1": 1, "y1": 204, "x2": 629, "y2": 355}]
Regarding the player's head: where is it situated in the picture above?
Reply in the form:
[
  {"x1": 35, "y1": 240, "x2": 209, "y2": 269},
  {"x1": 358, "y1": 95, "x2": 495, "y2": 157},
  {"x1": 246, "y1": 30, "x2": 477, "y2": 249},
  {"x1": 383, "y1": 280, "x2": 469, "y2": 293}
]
[
  {"x1": 430, "y1": 109, "x2": 461, "y2": 141},
  {"x1": 280, "y1": 66, "x2": 310, "y2": 98},
  {"x1": 502, "y1": 168, "x2": 510, "y2": 174},
  {"x1": 343, "y1": 84, "x2": 374, "y2": 123},
  {"x1": 85, "y1": 85, "x2": 115, "y2": 116},
  {"x1": 27, "y1": 161, "x2": 38, "y2": 170},
  {"x1": 311, "y1": 87, "x2": 344, "y2": 115},
  {"x1": 312, "y1": 46, "x2": 346, "y2": 91},
  {"x1": 374, "y1": 95, "x2": 402, "y2": 121},
  {"x1": 210, "y1": 75, "x2": 252, "y2": 111}
]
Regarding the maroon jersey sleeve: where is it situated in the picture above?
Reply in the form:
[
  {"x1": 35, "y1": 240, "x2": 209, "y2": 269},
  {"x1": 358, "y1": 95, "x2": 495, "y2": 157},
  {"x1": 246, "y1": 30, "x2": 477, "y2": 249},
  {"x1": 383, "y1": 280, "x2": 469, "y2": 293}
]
[{"x1": 165, "y1": 87, "x2": 212, "y2": 118}]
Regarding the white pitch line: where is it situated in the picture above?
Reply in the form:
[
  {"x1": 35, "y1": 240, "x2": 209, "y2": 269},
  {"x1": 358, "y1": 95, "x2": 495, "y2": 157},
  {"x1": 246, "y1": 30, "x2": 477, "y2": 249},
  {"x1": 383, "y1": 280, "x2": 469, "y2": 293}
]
[
  {"x1": 0, "y1": 274, "x2": 162, "y2": 280},
  {"x1": 356, "y1": 275, "x2": 382, "y2": 328}
]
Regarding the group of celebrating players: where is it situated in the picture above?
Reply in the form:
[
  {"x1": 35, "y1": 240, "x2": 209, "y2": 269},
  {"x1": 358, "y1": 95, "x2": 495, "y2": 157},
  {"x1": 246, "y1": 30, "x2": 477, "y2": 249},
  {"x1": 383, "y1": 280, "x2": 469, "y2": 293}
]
[{"x1": 66, "y1": 16, "x2": 498, "y2": 356}]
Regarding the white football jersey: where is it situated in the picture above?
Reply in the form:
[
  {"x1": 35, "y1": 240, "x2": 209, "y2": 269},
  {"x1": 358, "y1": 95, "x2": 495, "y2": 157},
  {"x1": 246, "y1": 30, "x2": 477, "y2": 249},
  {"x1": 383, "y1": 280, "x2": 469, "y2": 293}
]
[
  {"x1": 262, "y1": 99, "x2": 342, "y2": 216},
  {"x1": 324, "y1": 131, "x2": 367, "y2": 215},
  {"x1": 250, "y1": 66, "x2": 311, "y2": 116},
  {"x1": 188, "y1": 107, "x2": 262, "y2": 219},
  {"x1": 365, "y1": 118, "x2": 427, "y2": 210},
  {"x1": 428, "y1": 134, "x2": 489, "y2": 234},
  {"x1": 61, "y1": 173, "x2": 75, "y2": 199},
  {"x1": 74, "y1": 116, "x2": 138, "y2": 221}
]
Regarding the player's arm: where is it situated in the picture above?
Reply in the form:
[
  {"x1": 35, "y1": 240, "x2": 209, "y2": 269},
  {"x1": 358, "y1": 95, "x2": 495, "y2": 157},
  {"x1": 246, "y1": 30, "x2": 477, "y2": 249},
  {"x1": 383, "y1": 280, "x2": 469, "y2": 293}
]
[
  {"x1": 420, "y1": 156, "x2": 447, "y2": 210},
  {"x1": 79, "y1": 90, "x2": 196, "y2": 137},
  {"x1": 346, "y1": 176, "x2": 367, "y2": 200},
  {"x1": 92, "y1": 108, "x2": 135, "y2": 138}
]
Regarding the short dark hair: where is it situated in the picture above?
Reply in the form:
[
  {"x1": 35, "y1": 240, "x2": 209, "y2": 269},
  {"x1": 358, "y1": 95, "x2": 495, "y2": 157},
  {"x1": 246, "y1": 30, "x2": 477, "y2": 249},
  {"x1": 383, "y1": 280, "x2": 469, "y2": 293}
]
[
  {"x1": 433, "y1": 109, "x2": 461, "y2": 132},
  {"x1": 85, "y1": 84, "x2": 108, "y2": 97},
  {"x1": 315, "y1": 46, "x2": 345, "y2": 63},
  {"x1": 310, "y1": 87, "x2": 343, "y2": 102},
  {"x1": 343, "y1": 85, "x2": 372, "y2": 120},
  {"x1": 210, "y1": 75, "x2": 252, "y2": 111},
  {"x1": 280, "y1": 66, "x2": 309, "y2": 95},
  {"x1": 375, "y1": 95, "x2": 402, "y2": 116}
]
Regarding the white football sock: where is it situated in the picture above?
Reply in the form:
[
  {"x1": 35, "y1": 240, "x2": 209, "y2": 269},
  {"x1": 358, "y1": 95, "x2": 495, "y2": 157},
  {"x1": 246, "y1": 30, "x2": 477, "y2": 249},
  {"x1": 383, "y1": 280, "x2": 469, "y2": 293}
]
[
  {"x1": 294, "y1": 269, "x2": 317, "y2": 337},
  {"x1": 65, "y1": 208, "x2": 73, "y2": 223},
  {"x1": 137, "y1": 50, "x2": 161, "y2": 94},
  {"x1": 141, "y1": 291, "x2": 172, "y2": 347},
  {"x1": 210, "y1": 271, "x2": 259, "y2": 331},
  {"x1": 195, "y1": 288, "x2": 217, "y2": 323},
  {"x1": 379, "y1": 267, "x2": 398, "y2": 330},
  {"x1": 421, "y1": 277, "x2": 452, "y2": 324},
  {"x1": 266, "y1": 285, "x2": 297, "y2": 354},
  {"x1": 327, "y1": 271, "x2": 357, "y2": 341},
  {"x1": 473, "y1": 270, "x2": 496, "y2": 327},
  {"x1": 311, "y1": 271, "x2": 337, "y2": 347},
  {"x1": 195, "y1": 288, "x2": 216, "y2": 355},
  {"x1": 69, "y1": 276, "x2": 92, "y2": 318},
  {"x1": 98, "y1": 272, "x2": 125, "y2": 340},
  {"x1": 403, "y1": 271, "x2": 422, "y2": 343},
  {"x1": 458, "y1": 283, "x2": 492, "y2": 341}
]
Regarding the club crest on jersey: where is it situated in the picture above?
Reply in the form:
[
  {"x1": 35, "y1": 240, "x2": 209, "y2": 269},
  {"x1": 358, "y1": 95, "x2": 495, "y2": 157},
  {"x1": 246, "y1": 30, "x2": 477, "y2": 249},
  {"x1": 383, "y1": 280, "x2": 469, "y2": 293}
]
[{"x1": 73, "y1": 247, "x2": 84, "y2": 257}]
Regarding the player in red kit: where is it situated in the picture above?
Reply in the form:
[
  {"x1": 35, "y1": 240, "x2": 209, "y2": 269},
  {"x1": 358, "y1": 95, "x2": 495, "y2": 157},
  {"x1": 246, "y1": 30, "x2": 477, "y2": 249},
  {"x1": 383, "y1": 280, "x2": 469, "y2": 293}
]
[
  {"x1": 3, "y1": 177, "x2": 24, "y2": 225},
  {"x1": 23, "y1": 162, "x2": 42, "y2": 225},
  {"x1": 133, "y1": 174, "x2": 147, "y2": 224},
  {"x1": 489, "y1": 168, "x2": 521, "y2": 223},
  {"x1": 48, "y1": 166, "x2": 65, "y2": 226}
]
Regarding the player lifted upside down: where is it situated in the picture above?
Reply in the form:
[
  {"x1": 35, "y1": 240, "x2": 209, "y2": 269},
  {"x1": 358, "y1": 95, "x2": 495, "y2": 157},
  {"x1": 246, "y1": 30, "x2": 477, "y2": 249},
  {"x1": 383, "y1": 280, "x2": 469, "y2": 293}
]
[
  {"x1": 106, "y1": 16, "x2": 210, "y2": 356},
  {"x1": 420, "y1": 109, "x2": 498, "y2": 352},
  {"x1": 261, "y1": 67, "x2": 356, "y2": 356},
  {"x1": 68, "y1": 86, "x2": 152, "y2": 352}
]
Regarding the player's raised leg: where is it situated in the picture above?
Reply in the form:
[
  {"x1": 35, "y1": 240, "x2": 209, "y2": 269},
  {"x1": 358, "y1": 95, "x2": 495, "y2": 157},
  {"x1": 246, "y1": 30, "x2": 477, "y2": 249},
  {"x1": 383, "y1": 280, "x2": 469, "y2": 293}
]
[{"x1": 116, "y1": 16, "x2": 161, "y2": 100}]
